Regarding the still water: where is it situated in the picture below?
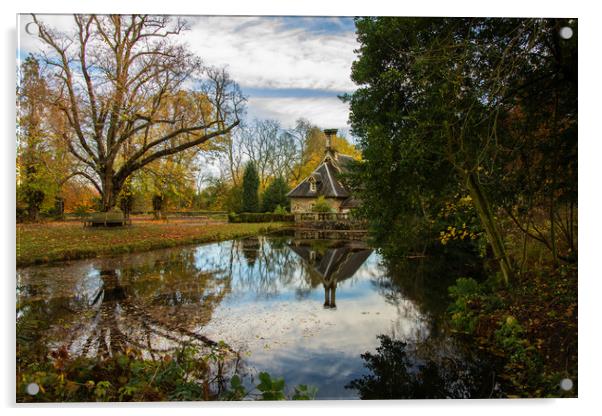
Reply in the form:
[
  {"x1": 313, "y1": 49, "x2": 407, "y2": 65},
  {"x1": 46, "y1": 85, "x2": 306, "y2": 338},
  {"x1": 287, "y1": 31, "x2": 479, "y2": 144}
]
[{"x1": 16, "y1": 233, "x2": 498, "y2": 399}]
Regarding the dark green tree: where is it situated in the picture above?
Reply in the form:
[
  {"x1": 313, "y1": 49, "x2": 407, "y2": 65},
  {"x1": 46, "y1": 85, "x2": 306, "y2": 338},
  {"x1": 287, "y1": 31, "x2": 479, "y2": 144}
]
[
  {"x1": 261, "y1": 176, "x2": 290, "y2": 212},
  {"x1": 241, "y1": 162, "x2": 260, "y2": 213},
  {"x1": 346, "y1": 17, "x2": 577, "y2": 283}
]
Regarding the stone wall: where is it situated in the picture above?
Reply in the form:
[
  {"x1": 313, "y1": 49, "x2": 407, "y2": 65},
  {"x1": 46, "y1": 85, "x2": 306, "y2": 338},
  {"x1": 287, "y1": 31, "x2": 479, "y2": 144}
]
[{"x1": 290, "y1": 197, "x2": 343, "y2": 213}]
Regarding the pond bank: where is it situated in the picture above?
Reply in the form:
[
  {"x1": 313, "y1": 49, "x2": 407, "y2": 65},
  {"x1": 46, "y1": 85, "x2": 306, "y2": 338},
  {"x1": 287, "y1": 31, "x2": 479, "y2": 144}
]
[
  {"x1": 446, "y1": 262, "x2": 578, "y2": 397},
  {"x1": 16, "y1": 220, "x2": 292, "y2": 267}
]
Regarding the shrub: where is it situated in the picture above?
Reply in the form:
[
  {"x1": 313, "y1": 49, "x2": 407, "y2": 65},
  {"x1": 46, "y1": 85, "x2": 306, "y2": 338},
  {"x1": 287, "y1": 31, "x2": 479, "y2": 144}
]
[
  {"x1": 273, "y1": 205, "x2": 288, "y2": 215},
  {"x1": 16, "y1": 203, "x2": 28, "y2": 223},
  {"x1": 448, "y1": 277, "x2": 483, "y2": 333},
  {"x1": 17, "y1": 345, "x2": 317, "y2": 402},
  {"x1": 494, "y1": 316, "x2": 526, "y2": 354},
  {"x1": 312, "y1": 196, "x2": 333, "y2": 213}
]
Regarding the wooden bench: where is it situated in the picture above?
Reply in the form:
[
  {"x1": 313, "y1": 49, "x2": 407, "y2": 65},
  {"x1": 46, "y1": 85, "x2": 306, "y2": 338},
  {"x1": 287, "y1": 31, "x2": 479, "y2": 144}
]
[{"x1": 83, "y1": 212, "x2": 132, "y2": 227}]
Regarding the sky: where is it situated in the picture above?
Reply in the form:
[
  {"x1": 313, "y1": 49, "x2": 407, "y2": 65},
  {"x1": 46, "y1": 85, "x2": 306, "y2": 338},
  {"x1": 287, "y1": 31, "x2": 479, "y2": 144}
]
[{"x1": 17, "y1": 14, "x2": 359, "y2": 135}]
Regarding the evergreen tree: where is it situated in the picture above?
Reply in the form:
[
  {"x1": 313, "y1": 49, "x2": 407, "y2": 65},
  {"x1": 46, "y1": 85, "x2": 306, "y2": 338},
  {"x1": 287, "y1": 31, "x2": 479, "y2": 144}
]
[
  {"x1": 241, "y1": 162, "x2": 260, "y2": 212},
  {"x1": 261, "y1": 176, "x2": 290, "y2": 212}
]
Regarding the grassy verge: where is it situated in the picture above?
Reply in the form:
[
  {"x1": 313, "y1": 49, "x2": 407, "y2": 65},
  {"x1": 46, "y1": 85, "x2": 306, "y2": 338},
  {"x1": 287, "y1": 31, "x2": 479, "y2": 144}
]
[{"x1": 17, "y1": 220, "x2": 292, "y2": 267}]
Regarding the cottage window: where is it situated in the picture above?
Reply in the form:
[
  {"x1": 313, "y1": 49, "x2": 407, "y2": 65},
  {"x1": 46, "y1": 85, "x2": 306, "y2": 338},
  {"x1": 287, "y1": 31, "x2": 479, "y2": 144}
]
[{"x1": 309, "y1": 178, "x2": 316, "y2": 192}]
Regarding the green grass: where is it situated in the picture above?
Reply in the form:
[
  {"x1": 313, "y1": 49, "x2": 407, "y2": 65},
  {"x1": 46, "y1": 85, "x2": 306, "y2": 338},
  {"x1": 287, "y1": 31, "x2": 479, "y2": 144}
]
[{"x1": 17, "y1": 219, "x2": 291, "y2": 267}]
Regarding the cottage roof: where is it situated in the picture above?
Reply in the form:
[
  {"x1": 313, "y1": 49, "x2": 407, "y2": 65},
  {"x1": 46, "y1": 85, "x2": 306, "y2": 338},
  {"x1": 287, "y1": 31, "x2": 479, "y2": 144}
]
[
  {"x1": 336, "y1": 154, "x2": 356, "y2": 173},
  {"x1": 288, "y1": 244, "x2": 372, "y2": 284},
  {"x1": 287, "y1": 154, "x2": 354, "y2": 199},
  {"x1": 340, "y1": 196, "x2": 361, "y2": 209}
]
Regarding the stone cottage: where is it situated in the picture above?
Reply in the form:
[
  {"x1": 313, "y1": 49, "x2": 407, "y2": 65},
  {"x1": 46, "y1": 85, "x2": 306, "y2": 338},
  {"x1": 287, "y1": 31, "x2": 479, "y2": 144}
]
[{"x1": 287, "y1": 129, "x2": 359, "y2": 213}]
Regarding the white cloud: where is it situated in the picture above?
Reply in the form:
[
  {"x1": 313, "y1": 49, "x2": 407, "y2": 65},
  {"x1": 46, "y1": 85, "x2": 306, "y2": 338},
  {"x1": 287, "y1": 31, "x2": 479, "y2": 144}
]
[
  {"x1": 247, "y1": 96, "x2": 350, "y2": 130},
  {"x1": 183, "y1": 16, "x2": 358, "y2": 91},
  {"x1": 18, "y1": 15, "x2": 359, "y2": 93}
]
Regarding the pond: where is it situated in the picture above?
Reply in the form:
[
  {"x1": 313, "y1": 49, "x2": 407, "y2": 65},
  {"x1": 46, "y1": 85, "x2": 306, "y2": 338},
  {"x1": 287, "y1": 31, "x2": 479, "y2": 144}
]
[{"x1": 16, "y1": 232, "x2": 500, "y2": 400}]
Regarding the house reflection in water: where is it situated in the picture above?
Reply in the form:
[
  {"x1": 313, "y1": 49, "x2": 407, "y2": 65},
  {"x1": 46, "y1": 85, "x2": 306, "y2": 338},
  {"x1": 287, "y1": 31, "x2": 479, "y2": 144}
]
[{"x1": 288, "y1": 240, "x2": 372, "y2": 309}]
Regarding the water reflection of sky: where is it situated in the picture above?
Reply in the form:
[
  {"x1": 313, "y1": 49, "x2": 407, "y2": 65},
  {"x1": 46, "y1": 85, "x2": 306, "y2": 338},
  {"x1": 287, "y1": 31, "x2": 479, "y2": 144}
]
[
  {"x1": 17, "y1": 236, "x2": 431, "y2": 399},
  {"x1": 210, "y1": 264, "x2": 427, "y2": 396}
]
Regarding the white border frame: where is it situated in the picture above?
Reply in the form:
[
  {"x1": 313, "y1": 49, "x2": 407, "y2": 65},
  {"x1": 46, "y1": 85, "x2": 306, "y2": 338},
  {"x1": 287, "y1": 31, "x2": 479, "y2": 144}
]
[{"x1": 3, "y1": 1, "x2": 599, "y2": 415}]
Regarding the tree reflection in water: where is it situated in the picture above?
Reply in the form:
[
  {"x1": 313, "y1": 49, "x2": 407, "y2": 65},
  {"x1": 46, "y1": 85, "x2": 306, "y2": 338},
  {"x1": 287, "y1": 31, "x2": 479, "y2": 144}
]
[
  {"x1": 347, "y1": 249, "x2": 502, "y2": 399},
  {"x1": 18, "y1": 248, "x2": 234, "y2": 361},
  {"x1": 19, "y1": 236, "x2": 363, "y2": 360},
  {"x1": 237, "y1": 236, "x2": 301, "y2": 297},
  {"x1": 347, "y1": 334, "x2": 501, "y2": 399}
]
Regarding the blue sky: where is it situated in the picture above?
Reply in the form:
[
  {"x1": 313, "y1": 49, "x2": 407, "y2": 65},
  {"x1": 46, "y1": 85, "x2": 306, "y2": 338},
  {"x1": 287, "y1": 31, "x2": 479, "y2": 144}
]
[{"x1": 18, "y1": 15, "x2": 359, "y2": 134}]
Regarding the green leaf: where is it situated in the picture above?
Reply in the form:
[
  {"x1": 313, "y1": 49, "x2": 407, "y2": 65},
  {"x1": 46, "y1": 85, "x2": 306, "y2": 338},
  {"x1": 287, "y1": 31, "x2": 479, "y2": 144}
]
[{"x1": 230, "y1": 374, "x2": 241, "y2": 389}]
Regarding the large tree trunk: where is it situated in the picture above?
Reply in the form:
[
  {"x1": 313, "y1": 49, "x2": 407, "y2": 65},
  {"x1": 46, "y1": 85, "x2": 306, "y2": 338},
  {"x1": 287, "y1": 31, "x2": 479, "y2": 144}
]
[
  {"x1": 465, "y1": 172, "x2": 513, "y2": 285},
  {"x1": 100, "y1": 170, "x2": 122, "y2": 212},
  {"x1": 100, "y1": 188, "x2": 115, "y2": 212}
]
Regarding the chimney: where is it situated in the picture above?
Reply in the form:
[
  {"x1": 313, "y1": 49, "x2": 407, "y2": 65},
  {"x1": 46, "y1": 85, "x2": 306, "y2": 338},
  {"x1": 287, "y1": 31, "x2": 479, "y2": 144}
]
[{"x1": 323, "y1": 128, "x2": 338, "y2": 152}]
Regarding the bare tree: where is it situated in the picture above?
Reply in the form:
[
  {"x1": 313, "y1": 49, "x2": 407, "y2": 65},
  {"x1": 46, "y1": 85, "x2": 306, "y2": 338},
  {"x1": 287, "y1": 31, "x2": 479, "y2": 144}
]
[
  {"x1": 239, "y1": 119, "x2": 301, "y2": 186},
  {"x1": 31, "y1": 14, "x2": 244, "y2": 211},
  {"x1": 221, "y1": 129, "x2": 245, "y2": 187},
  {"x1": 240, "y1": 119, "x2": 280, "y2": 187},
  {"x1": 213, "y1": 117, "x2": 317, "y2": 188},
  {"x1": 284, "y1": 118, "x2": 314, "y2": 182}
]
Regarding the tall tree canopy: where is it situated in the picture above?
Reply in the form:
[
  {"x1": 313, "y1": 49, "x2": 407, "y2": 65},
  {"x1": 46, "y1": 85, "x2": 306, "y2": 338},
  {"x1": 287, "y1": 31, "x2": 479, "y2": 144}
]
[
  {"x1": 17, "y1": 55, "x2": 75, "y2": 221},
  {"x1": 347, "y1": 17, "x2": 577, "y2": 283},
  {"x1": 30, "y1": 14, "x2": 244, "y2": 211}
]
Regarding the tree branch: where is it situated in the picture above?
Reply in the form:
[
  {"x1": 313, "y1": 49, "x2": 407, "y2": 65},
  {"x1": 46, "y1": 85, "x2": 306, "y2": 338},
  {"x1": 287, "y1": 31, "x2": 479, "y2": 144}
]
[
  {"x1": 61, "y1": 170, "x2": 103, "y2": 195},
  {"x1": 115, "y1": 120, "x2": 240, "y2": 183}
]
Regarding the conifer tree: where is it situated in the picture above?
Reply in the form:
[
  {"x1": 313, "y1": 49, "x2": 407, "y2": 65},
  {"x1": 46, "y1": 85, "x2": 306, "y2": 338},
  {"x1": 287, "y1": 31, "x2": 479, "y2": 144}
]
[{"x1": 241, "y1": 162, "x2": 260, "y2": 213}]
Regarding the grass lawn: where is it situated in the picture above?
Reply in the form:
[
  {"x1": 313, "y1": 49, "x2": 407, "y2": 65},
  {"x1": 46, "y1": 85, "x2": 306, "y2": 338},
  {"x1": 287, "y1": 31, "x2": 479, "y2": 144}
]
[{"x1": 16, "y1": 219, "x2": 291, "y2": 267}]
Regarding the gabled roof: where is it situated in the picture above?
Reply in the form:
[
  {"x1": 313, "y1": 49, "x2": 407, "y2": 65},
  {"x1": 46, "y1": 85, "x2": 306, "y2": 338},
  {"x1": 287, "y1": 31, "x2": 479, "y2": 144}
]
[
  {"x1": 289, "y1": 244, "x2": 372, "y2": 284},
  {"x1": 287, "y1": 154, "x2": 354, "y2": 199},
  {"x1": 336, "y1": 154, "x2": 356, "y2": 174}
]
